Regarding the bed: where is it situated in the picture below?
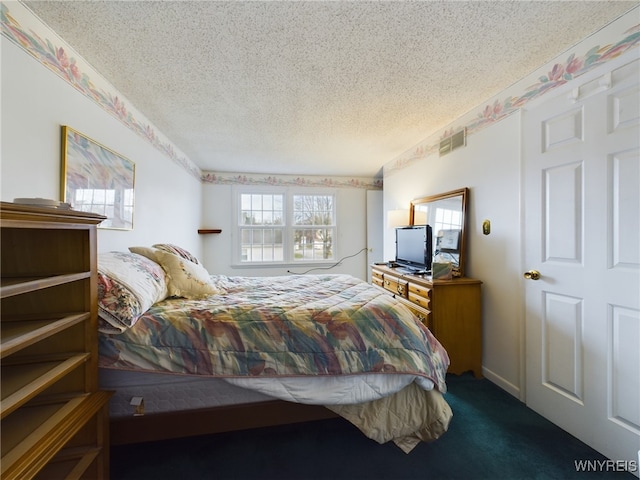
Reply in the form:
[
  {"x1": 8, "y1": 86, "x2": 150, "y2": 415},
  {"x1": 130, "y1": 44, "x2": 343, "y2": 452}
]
[{"x1": 96, "y1": 246, "x2": 453, "y2": 453}]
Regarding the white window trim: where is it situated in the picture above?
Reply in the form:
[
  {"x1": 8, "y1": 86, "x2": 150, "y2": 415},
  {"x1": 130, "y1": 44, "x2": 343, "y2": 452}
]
[{"x1": 231, "y1": 186, "x2": 337, "y2": 268}]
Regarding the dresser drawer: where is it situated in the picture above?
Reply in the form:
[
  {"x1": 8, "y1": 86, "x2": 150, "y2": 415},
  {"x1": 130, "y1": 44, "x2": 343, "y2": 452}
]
[
  {"x1": 408, "y1": 283, "x2": 431, "y2": 310},
  {"x1": 372, "y1": 269, "x2": 384, "y2": 288},
  {"x1": 400, "y1": 298, "x2": 431, "y2": 328},
  {"x1": 383, "y1": 274, "x2": 408, "y2": 298}
]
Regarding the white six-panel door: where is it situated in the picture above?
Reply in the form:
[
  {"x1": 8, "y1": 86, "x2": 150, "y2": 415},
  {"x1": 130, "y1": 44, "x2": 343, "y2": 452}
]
[{"x1": 523, "y1": 59, "x2": 639, "y2": 473}]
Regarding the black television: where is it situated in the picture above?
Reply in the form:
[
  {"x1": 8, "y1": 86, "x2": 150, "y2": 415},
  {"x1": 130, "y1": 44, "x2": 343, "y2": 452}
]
[{"x1": 394, "y1": 224, "x2": 433, "y2": 274}]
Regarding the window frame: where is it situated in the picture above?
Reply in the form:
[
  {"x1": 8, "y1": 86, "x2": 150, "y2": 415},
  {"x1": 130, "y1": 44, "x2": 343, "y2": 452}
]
[{"x1": 232, "y1": 186, "x2": 337, "y2": 267}]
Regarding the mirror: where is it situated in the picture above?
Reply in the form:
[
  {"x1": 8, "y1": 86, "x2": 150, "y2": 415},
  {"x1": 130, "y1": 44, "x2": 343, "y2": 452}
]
[{"x1": 410, "y1": 187, "x2": 469, "y2": 277}]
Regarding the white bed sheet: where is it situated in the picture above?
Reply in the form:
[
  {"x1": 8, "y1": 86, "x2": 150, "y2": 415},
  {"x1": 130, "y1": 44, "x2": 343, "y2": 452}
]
[{"x1": 225, "y1": 374, "x2": 435, "y2": 405}]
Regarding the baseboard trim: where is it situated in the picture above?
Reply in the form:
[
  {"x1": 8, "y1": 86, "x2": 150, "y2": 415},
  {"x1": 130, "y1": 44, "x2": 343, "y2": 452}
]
[{"x1": 482, "y1": 367, "x2": 522, "y2": 400}]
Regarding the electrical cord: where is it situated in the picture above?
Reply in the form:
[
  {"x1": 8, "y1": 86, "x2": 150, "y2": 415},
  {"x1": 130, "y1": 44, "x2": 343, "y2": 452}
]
[{"x1": 287, "y1": 247, "x2": 368, "y2": 275}]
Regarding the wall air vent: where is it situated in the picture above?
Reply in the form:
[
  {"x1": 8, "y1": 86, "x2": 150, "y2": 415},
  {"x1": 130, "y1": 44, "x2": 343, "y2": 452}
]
[{"x1": 439, "y1": 128, "x2": 467, "y2": 156}]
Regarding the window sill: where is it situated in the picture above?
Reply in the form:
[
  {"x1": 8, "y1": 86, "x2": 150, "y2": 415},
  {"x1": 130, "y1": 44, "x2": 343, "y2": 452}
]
[{"x1": 230, "y1": 261, "x2": 337, "y2": 269}]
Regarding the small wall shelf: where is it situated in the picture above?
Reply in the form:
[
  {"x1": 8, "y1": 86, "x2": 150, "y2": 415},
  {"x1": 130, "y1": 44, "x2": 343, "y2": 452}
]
[{"x1": 198, "y1": 229, "x2": 222, "y2": 234}]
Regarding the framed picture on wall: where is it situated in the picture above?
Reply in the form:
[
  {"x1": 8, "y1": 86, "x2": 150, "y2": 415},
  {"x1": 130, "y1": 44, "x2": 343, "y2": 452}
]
[{"x1": 61, "y1": 126, "x2": 135, "y2": 230}]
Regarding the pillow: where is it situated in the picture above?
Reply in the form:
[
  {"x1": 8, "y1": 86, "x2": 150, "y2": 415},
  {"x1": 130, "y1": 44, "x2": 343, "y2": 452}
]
[
  {"x1": 152, "y1": 243, "x2": 201, "y2": 265},
  {"x1": 97, "y1": 252, "x2": 168, "y2": 333},
  {"x1": 154, "y1": 250, "x2": 218, "y2": 299}
]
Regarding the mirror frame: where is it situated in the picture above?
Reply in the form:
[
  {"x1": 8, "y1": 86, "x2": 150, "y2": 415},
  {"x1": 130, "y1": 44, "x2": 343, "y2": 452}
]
[{"x1": 409, "y1": 187, "x2": 469, "y2": 278}]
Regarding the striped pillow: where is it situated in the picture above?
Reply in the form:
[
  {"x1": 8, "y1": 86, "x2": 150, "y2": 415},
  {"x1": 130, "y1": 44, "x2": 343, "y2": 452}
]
[{"x1": 152, "y1": 243, "x2": 200, "y2": 264}]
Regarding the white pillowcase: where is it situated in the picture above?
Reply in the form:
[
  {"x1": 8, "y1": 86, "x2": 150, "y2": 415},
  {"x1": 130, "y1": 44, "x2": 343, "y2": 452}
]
[{"x1": 154, "y1": 250, "x2": 219, "y2": 299}]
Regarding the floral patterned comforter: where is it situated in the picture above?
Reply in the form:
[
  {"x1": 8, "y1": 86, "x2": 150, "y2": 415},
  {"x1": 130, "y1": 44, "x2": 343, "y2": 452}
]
[{"x1": 99, "y1": 274, "x2": 449, "y2": 393}]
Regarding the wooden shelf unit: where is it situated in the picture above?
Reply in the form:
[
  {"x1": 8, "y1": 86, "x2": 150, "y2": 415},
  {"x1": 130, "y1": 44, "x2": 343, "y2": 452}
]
[
  {"x1": 371, "y1": 264, "x2": 482, "y2": 378},
  {"x1": 1, "y1": 202, "x2": 112, "y2": 480}
]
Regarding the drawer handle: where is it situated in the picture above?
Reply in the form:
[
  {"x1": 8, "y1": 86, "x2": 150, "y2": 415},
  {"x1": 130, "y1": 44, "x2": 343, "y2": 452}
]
[
  {"x1": 397, "y1": 284, "x2": 405, "y2": 295},
  {"x1": 384, "y1": 280, "x2": 390, "y2": 286}
]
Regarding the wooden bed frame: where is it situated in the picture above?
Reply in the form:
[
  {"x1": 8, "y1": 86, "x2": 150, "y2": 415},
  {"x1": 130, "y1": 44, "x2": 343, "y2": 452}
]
[{"x1": 110, "y1": 400, "x2": 338, "y2": 445}]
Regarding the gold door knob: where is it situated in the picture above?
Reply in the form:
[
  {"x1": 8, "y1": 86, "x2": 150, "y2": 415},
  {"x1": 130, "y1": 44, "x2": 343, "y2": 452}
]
[{"x1": 523, "y1": 270, "x2": 541, "y2": 280}]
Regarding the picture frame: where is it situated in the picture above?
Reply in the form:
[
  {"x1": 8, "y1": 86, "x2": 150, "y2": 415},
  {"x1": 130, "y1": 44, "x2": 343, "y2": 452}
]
[{"x1": 61, "y1": 126, "x2": 135, "y2": 230}]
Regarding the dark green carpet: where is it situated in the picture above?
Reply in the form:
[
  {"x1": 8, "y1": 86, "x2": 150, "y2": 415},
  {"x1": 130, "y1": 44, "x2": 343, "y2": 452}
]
[{"x1": 110, "y1": 374, "x2": 634, "y2": 479}]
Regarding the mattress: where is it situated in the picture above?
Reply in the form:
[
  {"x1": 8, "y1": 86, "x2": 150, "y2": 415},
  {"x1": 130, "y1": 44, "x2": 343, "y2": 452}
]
[
  {"x1": 99, "y1": 366, "x2": 437, "y2": 418},
  {"x1": 99, "y1": 368, "x2": 274, "y2": 418}
]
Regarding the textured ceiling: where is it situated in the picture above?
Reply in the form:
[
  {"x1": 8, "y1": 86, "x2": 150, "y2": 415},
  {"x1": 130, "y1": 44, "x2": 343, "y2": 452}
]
[{"x1": 23, "y1": 1, "x2": 637, "y2": 177}]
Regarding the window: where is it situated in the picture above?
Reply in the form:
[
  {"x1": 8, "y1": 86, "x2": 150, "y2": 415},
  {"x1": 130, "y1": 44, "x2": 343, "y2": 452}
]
[
  {"x1": 236, "y1": 189, "x2": 336, "y2": 264},
  {"x1": 434, "y1": 206, "x2": 462, "y2": 234},
  {"x1": 434, "y1": 206, "x2": 463, "y2": 253},
  {"x1": 292, "y1": 194, "x2": 334, "y2": 261},
  {"x1": 240, "y1": 193, "x2": 284, "y2": 262},
  {"x1": 74, "y1": 188, "x2": 134, "y2": 229}
]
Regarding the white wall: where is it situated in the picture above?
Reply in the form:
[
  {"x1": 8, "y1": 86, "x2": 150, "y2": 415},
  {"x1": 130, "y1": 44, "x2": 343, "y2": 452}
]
[
  {"x1": 1, "y1": 37, "x2": 203, "y2": 256},
  {"x1": 201, "y1": 183, "x2": 372, "y2": 280},
  {"x1": 383, "y1": 113, "x2": 523, "y2": 395}
]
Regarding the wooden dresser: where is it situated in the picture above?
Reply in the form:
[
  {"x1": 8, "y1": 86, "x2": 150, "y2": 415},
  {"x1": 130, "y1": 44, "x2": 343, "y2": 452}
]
[
  {"x1": 371, "y1": 264, "x2": 482, "y2": 377},
  {"x1": 1, "y1": 202, "x2": 112, "y2": 479}
]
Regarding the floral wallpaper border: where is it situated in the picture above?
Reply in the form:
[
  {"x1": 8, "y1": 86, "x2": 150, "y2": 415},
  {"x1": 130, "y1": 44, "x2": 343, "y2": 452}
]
[
  {"x1": 384, "y1": 18, "x2": 640, "y2": 176},
  {"x1": 201, "y1": 172, "x2": 383, "y2": 189},
  {"x1": 2, "y1": 2, "x2": 638, "y2": 188}
]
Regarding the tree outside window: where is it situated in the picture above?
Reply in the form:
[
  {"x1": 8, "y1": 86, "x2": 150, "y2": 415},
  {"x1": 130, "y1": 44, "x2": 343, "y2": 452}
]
[{"x1": 293, "y1": 195, "x2": 334, "y2": 261}]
